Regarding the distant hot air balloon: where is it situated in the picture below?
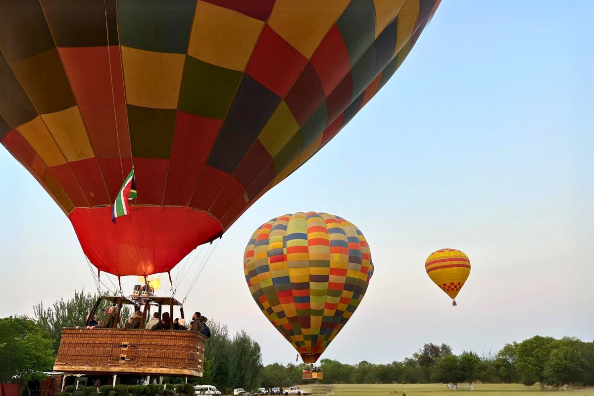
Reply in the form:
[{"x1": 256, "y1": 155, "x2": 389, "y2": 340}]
[
  {"x1": 0, "y1": 0, "x2": 440, "y2": 278},
  {"x1": 244, "y1": 212, "x2": 374, "y2": 363},
  {"x1": 425, "y1": 248, "x2": 471, "y2": 306}
]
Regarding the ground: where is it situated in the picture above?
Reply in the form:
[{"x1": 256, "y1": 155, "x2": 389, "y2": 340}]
[{"x1": 298, "y1": 383, "x2": 594, "y2": 396}]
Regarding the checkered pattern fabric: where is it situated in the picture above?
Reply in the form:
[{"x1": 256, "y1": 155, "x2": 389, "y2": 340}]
[
  {"x1": 244, "y1": 212, "x2": 374, "y2": 363},
  {"x1": 0, "y1": 1, "x2": 440, "y2": 276},
  {"x1": 425, "y1": 248, "x2": 471, "y2": 300}
]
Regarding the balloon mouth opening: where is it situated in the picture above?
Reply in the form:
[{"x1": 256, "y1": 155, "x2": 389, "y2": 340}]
[
  {"x1": 301, "y1": 353, "x2": 322, "y2": 364},
  {"x1": 452, "y1": 300, "x2": 457, "y2": 306}
]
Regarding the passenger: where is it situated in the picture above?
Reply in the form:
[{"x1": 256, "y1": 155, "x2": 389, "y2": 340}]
[
  {"x1": 151, "y1": 312, "x2": 171, "y2": 330},
  {"x1": 200, "y1": 316, "x2": 211, "y2": 338},
  {"x1": 125, "y1": 310, "x2": 143, "y2": 329},
  {"x1": 173, "y1": 318, "x2": 187, "y2": 330},
  {"x1": 88, "y1": 314, "x2": 98, "y2": 327},
  {"x1": 190, "y1": 312, "x2": 203, "y2": 333},
  {"x1": 93, "y1": 306, "x2": 116, "y2": 329},
  {"x1": 145, "y1": 312, "x2": 160, "y2": 329}
]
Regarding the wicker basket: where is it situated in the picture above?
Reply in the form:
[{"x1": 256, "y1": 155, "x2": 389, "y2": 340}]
[{"x1": 54, "y1": 328, "x2": 206, "y2": 377}]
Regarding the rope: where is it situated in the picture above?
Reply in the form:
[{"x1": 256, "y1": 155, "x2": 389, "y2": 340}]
[
  {"x1": 181, "y1": 239, "x2": 219, "y2": 304},
  {"x1": 84, "y1": 256, "x2": 101, "y2": 294},
  {"x1": 175, "y1": 244, "x2": 206, "y2": 291}
]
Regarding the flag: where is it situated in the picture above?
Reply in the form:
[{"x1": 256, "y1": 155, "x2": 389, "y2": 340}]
[{"x1": 112, "y1": 169, "x2": 136, "y2": 223}]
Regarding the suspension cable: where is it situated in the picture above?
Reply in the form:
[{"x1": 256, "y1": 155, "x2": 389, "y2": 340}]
[{"x1": 181, "y1": 239, "x2": 219, "y2": 304}]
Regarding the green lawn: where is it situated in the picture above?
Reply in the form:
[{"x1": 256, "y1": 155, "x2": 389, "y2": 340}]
[{"x1": 299, "y1": 383, "x2": 594, "y2": 396}]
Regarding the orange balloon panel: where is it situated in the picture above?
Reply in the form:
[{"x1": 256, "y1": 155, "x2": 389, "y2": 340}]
[{"x1": 425, "y1": 248, "x2": 470, "y2": 301}]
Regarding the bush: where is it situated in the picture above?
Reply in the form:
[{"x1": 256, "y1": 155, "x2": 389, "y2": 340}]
[
  {"x1": 65, "y1": 386, "x2": 75, "y2": 393},
  {"x1": 163, "y1": 390, "x2": 175, "y2": 396},
  {"x1": 86, "y1": 386, "x2": 99, "y2": 395},
  {"x1": 155, "y1": 385, "x2": 165, "y2": 396},
  {"x1": 114, "y1": 385, "x2": 128, "y2": 396},
  {"x1": 108, "y1": 392, "x2": 116, "y2": 396},
  {"x1": 147, "y1": 385, "x2": 158, "y2": 396},
  {"x1": 177, "y1": 384, "x2": 194, "y2": 396},
  {"x1": 100, "y1": 386, "x2": 114, "y2": 396},
  {"x1": 54, "y1": 392, "x2": 70, "y2": 396}
]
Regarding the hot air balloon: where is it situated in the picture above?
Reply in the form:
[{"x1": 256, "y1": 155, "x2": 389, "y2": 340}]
[
  {"x1": 244, "y1": 212, "x2": 374, "y2": 364},
  {"x1": 0, "y1": 0, "x2": 440, "y2": 278},
  {"x1": 425, "y1": 248, "x2": 471, "y2": 306}
]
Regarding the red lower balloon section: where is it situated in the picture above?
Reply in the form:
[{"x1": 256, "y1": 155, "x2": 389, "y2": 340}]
[
  {"x1": 70, "y1": 206, "x2": 223, "y2": 276},
  {"x1": 301, "y1": 353, "x2": 322, "y2": 364}
]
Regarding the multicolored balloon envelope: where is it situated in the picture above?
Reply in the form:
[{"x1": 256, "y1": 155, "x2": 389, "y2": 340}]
[
  {"x1": 425, "y1": 248, "x2": 471, "y2": 306},
  {"x1": 0, "y1": 0, "x2": 440, "y2": 276},
  {"x1": 244, "y1": 212, "x2": 374, "y2": 363}
]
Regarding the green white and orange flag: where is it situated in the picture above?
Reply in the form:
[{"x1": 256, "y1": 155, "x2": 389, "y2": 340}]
[{"x1": 112, "y1": 169, "x2": 137, "y2": 223}]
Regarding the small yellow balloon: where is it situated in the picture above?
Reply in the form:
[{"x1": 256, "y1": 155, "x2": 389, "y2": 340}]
[{"x1": 425, "y1": 248, "x2": 470, "y2": 306}]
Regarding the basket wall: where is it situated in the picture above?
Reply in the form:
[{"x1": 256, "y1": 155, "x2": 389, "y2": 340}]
[{"x1": 54, "y1": 328, "x2": 206, "y2": 377}]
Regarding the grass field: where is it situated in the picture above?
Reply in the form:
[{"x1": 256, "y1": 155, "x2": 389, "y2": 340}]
[{"x1": 298, "y1": 383, "x2": 594, "y2": 396}]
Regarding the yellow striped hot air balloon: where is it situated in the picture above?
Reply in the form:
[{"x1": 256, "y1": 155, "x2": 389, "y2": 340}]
[{"x1": 425, "y1": 248, "x2": 470, "y2": 306}]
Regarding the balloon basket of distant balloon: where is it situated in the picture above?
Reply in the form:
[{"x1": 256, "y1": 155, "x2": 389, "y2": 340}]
[{"x1": 302, "y1": 371, "x2": 323, "y2": 381}]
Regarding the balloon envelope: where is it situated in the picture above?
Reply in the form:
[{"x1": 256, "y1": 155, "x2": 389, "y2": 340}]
[
  {"x1": 425, "y1": 248, "x2": 471, "y2": 303},
  {"x1": 0, "y1": 0, "x2": 440, "y2": 276},
  {"x1": 244, "y1": 212, "x2": 374, "y2": 363}
]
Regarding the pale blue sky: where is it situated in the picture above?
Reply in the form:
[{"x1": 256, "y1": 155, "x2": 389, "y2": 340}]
[{"x1": 1, "y1": 1, "x2": 592, "y2": 365}]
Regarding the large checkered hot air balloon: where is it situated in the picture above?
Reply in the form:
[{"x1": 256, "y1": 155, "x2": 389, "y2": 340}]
[
  {"x1": 0, "y1": 0, "x2": 440, "y2": 277},
  {"x1": 425, "y1": 248, "x2": 471, "y2": 306},
  {"x1": 244, "y1": 212, "x2": 374, "y2": 363}
]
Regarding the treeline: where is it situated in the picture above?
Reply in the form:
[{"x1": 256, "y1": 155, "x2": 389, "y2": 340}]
[
  {"x1": 261, "y1": 338, "x2": 594, "y2": 389},
  {"x1": 3, "y1": 290, "x2": 593, "y2": 394},
  {"x1": 191, "y1": 321, "x2": 263, "y2": 392}
]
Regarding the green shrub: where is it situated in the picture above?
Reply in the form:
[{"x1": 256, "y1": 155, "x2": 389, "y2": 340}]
[
  {"x1": 100, "y1": 386, "x2": 114, "y2": 396},
  {"x1": 65, "y1": 386, "x2": 75, "y2": 393},
  {"x1": 86, "y1": 386, "x2": 99, "y2": 395},
  {"x1": 114, "y1": 385, "x2": 128, "y2": 396},
  {"x1": 147, "y1": 385, "x2": 158, "y2": 396},
  {"x1": 155, "y1": 385, "x2": 165, "y2": 396},
  {"x1": 54, "y1": 392, "x2": 70, "y2": 396},
  {"x1": 164, "y1": 390, "x2": 175, "y2": 396},
  {"x1": 108, "y1": 392, "x2": 116, "y2": 396}
]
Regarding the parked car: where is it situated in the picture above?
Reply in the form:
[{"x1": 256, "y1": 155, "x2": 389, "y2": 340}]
[
  {"x1": 284, "y1": 387, "x2": 310, "y2": 395},
  {"x1": 271, "y1": 388, "x2": 281, "y2": 395},
  {"x1": 257, "y1": 388, "x2": 268, "y2": 395},
  {"x1": 233, "y1": 389, "x2": 247, "y2": 396},
  {"x1": 194, "y1": 385, "x2": 221, "y2": 395}
]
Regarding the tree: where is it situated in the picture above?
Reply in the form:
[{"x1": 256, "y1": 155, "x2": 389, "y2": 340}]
[
  {"x1": 544, "y1": 339, "x2": 585, "y2": 388},
  {"x1": 436, "y1": 355, "x2": 464, "y2": 384},
  {"x1": 577, "y1": 341, "x2": 594, "y2": 386},
  {"x1": 228, "y1": 331, "x2": 263, "y2": 390},
  {"x1": 0, "y1": 316, "x2": 55, "y2": 396},
  {"x1": 516, "y1": 335, "x2": 556, "y2": 390},
  {"x1": 495, "y1": 342, "x2": 519, "y2": 383},
  {"x1": 458, "y1": 351, "x2": 481, "y2": 382},
  {"x1": 34, "y1": 290, "x2": 131, "y2": 352},
  {"x1": 415, "y1": 343, "x2": 453, "y2": 368}
]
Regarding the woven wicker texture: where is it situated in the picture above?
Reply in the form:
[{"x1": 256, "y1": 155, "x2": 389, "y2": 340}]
[
  {"x1": 54, "y1": 328, "x2": 206, "y2": 376},
  {"x1": 244, "y1": 212, "x2": 373, "y2": 363}
]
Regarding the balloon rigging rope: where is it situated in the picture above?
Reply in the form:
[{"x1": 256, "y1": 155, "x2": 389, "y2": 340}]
[
  {"x1": 174, "y1": 244, "x2": 206, "y2": 292},
  {"x1": 84, "y1": 255, "x2": 101, "y2": 294},
  {"x1": 181, "y1": 239, "x2": 219, "y2": 304},
  {"x1": 171, "y1": 246, "x2": 196, "y2": 290}
]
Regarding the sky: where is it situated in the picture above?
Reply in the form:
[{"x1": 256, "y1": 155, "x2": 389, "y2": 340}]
[{"x1": 1, "y1": 1, "x2": 593, "y2": 366}]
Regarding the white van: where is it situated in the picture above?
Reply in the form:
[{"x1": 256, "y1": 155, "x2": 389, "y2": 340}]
[{"x1": 194, "y1": 385, "x2": 221, "y2": 395}]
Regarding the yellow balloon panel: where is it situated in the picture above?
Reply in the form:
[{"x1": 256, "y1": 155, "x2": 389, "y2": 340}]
[{"x1": 425, "y1": 248, "x2": 470, "y2": 300}]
